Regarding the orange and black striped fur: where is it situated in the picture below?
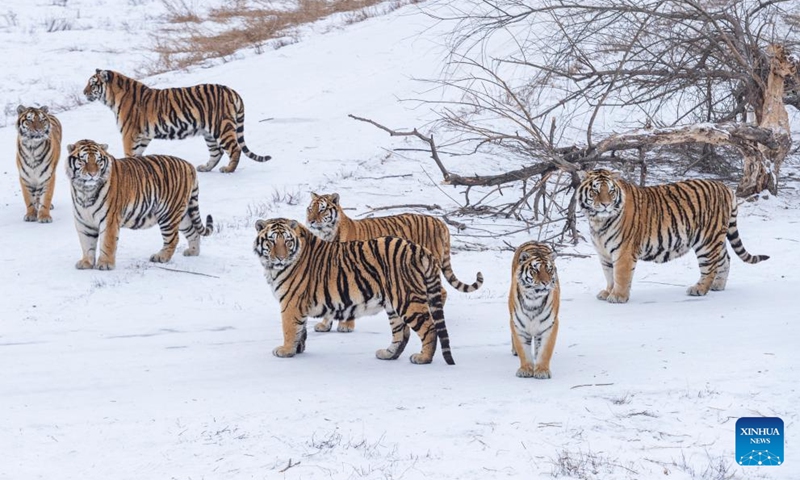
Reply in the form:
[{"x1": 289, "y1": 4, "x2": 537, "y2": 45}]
[
  {"x1": 84, "y1": 69, "x2": 270, "y2": 173},
  {"x1": 509, "y1": 242, "x2": 560, "y2": 379},
  {"x1": 66, "y1": 140, "x2": 213, "y2": 270},
  {"x1": 16, "y1": 105, "x2": 62, "y2": 223},
  {"x1": 306, "y1": 192, "x2": 483, "y2": 333},
  {"x1": 253, "y1": 218, "x2": 455, "y2": 365},
  {"x1": 578, "y1": 169, "x2": 769, "y2": 303}
]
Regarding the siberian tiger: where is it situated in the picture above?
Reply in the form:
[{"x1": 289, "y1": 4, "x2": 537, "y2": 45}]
[
  {"x1": 306, "y1": 192, "x2": 483, "y2": 333},
  {"x1": 83, "y1": 69, "x2": 271, "y2": 173},
  {"x1": 66, "y1": 139, "x2": 213, "y2": 270},
  {"x1": 508, "y1": 242, "x2": 560, "y2": 379},
  {"x1": 16, "y1": 105, "x2": 62, "y2": 223},
  {"x1": 578, "y1": 169, "x2": 769, "y2": 303},
  {"x1": 253, "y1": 218, "x2": 455, "y2": 365}
]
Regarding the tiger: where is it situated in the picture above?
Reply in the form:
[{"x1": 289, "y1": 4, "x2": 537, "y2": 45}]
[
  {"x1": 16, "y1": 105, "x2": 62, "y2": 223},
  {"x1": 508, "y1": 242, "x2": 560, "y2": 379},
  {"x1": 66, "y1": 139, "x2": 213, "y2": 270},
  {"x1": 578, "y1": 169, "x2": 769, "y2": 303},
  {"x1": 83, "y1": 69, "x2": 271, "y2": 173},
  {"x1": 253, "y1": 218, "x2": 455, "y2": 365},
  {"x1": 306, "y1": 192, "x2": 483, "y2": 333}
]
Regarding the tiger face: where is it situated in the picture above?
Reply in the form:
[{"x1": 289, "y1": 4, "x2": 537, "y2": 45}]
[
  {"x1": 65, "y1": 140, "x2": 112, "y2": 188},
  {"x1": 306, "y1": 192, "x2": 340, "y2": 240},
  {"x1": 578, "y1": 169, "x2": 624, "y2": 218},
  {"x1": 517, "y1": 247, "x2": 558, "y2": 296},
  {"x1": 84, "y1": 69, "x2": 110, "y2": 103},
  {"x1": 254, "y1": 218, "x2": 303, "y2": 270},
  {"x1": 16, "y1": 106, "x2": 53, "y2": 140}
]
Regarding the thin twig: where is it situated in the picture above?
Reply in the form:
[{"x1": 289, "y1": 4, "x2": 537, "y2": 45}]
[
  {"x1": 278, "y1": 459, "x2": 300, "y2": 473},
  {"x1": 570, "y1": 383, "x2": 615, "y2": 390},
  {"x1": 150, "y1": 265, "x2": 220, "y2": 279}
]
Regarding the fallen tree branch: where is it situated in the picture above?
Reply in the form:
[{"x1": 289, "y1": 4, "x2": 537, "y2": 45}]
[{"x1": 150, "y1": 265, "x2": 220, "y2": 279}]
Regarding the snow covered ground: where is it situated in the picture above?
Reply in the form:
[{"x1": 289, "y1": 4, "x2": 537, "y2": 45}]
[{"x1": 1, "y1": 1, "x2": 799, "y2": 479}]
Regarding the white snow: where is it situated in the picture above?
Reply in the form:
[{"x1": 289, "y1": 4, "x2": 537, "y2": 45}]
[{"x1": 1, "y1": 1, "x2": 798, "y2": 479}]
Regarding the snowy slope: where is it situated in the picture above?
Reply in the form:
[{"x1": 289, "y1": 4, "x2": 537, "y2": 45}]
[{"x1": 1, "y1": 2, "x2": 799, "y2": 479}]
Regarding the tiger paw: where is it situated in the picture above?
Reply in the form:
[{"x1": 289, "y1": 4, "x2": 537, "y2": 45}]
[
  {"x1": 596, "y1": 289, "x2": 610, "y2": 300},
  {"x1": 686, "y1": 284, "x2": 709, "y2": 297},
  {"x1": 710, "y1": 278, "x2": 727, "y2": 291},
  {"x1": 516, "y1": 364, "x2": 535, "y2": 378},
  {"x1": 96, "y1": 261, "x2": 115, "y2": 271},
  {"x1": 149, "y1": 252, "x2": 172, "y2": 263},
  {"x1": 182, "y1": 247, "x2": 199, "y2": 257},
  {"x1": 218, "y1": 165, "x2": 237, "y2": 173},
  {"x1": 272, "y1": 345, "x2": 297, "y2": 358},
  {"x1": 605, "y1": 292, "x2": 629, "y2": 303},
  {"x1": 533, "y1": 366, "x2": 552, "y2": 379},
  {"x1": 75, "y1": 258, "x2": 95, "y2": 270},
  {"x1": 196, "y1": 164, "x2": 213, "y2": 172},
  {"x1": 409, "y1": 353, "x2": 433, "y2": 365},
  {"x1": 24, "y1": 214, "x2": 37, "y2": 222},
  {"x1": 37, "y1": 213, "x2": 53, "y2": 223},
  {"x1": 376, "y1": 348, "x2": 399, "y2": 360},
  {"x1": 337, "y1": 321, "x2": 354, "y2": 333},
  {"x1": 314, "y1": 321, "x2": 332, "y2": 332}
]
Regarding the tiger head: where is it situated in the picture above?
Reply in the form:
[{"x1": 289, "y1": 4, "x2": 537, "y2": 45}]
[
  {"x1": 254, "y1": 218, "x2": 308, "y2": 271},
  {"x1": 65, "y1": 139, "x2": 113, "y2": 189},
  {"x1": 578, "y1": 169, "x2": 624, "y2": 219},
  {"x1": 84, "y1": 69, "x2": 112, "y2": 103},
  {"x1": 16, "y1": 105, "x2": 53, "y2": 140},
  {"x1": 306, "y1": 192, "x2": 341, "y2": 241},
  {"x1": 516, "y1": 243, "x2": 558, "y2": 296}
]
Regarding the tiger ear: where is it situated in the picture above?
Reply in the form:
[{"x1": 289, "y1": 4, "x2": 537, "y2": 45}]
[
  {"x1": 97, "y1": 69, "x2": 110, "y2": 82},
  {"x1": 40, "y1": 106, "x2": 49, "y2": 113},
  {"x1": 518, "y1": 251, "x2": 531, "y2": 263},
  {"x1": 289, "y1": 219, "x2": 299, "y2": 229},
  {"x1": 16, "y1": 105, "x2": 25, "y2": 115},
  {"x1": 609, "y1": 170, "x2": 622, "y2": 180},
  {"x1": 67, "y1": 143, "x2": 75, "y2": 152},
  {"x1": 331, "y1": 193, "x2": 340, "y2": 205},
  {"x1": 255, "y1": 219, "x2": 268, "y2": 232},
  {"x1": 549, "y1": 249, "x2": 558, "y2": 261},
  {"x1": 310, "y1": 192, "x2": 319, "y2": 200},
  {"x1": 99, "y1": 144, "x2": 109, "y2": 151}
]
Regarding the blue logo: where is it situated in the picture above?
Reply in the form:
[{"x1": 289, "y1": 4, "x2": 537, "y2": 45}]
[{"x1": 736, "y1": 417, "x2": 784, "y2": 466}]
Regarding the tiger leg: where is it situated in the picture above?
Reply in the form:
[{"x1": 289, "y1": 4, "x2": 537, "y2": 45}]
[
  {"x1": 711, "y1": 250, "x2": 731, "y2": 291},
  {"x1": 606, "y1": 252, "x2": 636, "y2": 303},
  {"x1": 376, "y1": 313, "x2": 411, "y2": 360},
  {"x1": 688, "y1": 233, "x2": 725, "y2": 296},
  {"x1": 96, "y1": 221, "x2": 120, "y2": 270},
  {"x1": 217, "y1": 122, "x2": 242, "y2": 173},
  {"x1": 533, "y1": 319, "x2": 559, "y2": 379},
  {"x1": 150, "y1": 216, "x2": 181, "y2": 263},
  {"x1": 510, "y1": 318, "x2": 535, "y2": 377},
  {"x1": 337, "y1": 317, "x2": 355, "y2": 333},
  {"x1": 132, "y1": 136, "x2": 152, "y2": 156},
  {"x1": 121, "y1": 131, "x2": 138, "y2": 157},
  {"x1": 179, "y1": 214, "x2": 201, "y2": 257},
  {"x1": 401, "y1": 302, "x2": 438, "y2": 364},
  {"x1": 19, "y1": 178, "x2": 37, "y2": 222},
  {"x1": 196, "y1": 133, "x2": 224, "y2": 172},
  {"x1": 75, "y1": 225, "x2": 99, "y2": 269},
  {"x1": 596, "y1": 255, "x2": 615, "y2": 300},
  {"x1": 273, "y1": 306, "x2": 307, "y2": 358},
  {"x1": 38, "y1": 173, "x2": 57, "y2": 223},
  {"x1": 313, "y1": 315, "x2": 334, "y2": 332}
]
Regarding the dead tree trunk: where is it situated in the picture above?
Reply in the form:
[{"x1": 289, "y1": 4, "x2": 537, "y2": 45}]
[{"x1": 738, "y1": 45, "x2": 794, "y2": 197}]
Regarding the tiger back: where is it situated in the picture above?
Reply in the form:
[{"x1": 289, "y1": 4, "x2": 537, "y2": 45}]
[
  {"x1": 16, "y1": 105, "x2": 62, "y2": 223},
  {"x1": 578, "y1": 169, "x2": 769, "y2": 303},
  {"x1": 66, "y1": 139, "x2": 213, "y2": 270},
  {"x1": 84, "y1": 69, "x2": 270, "y2": 173},
  {"x1": 508, "y1": 242, "x2": 560, "y2": 379},
  {"x1": 253, "y1": 218, "x2": 455, "y2": 365},
  {"x1": 306, "y1": 192, "x2": 483, "y2": 333}
]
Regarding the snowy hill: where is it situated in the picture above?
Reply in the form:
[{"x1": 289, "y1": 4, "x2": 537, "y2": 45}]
[{"x1": 1, "y1": 2, "x2": 798, "y2": 479}]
